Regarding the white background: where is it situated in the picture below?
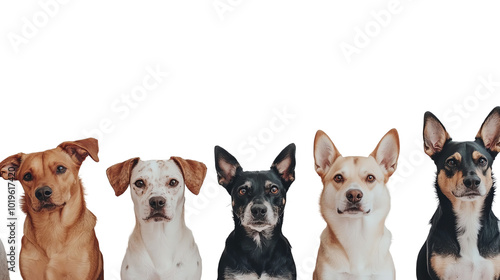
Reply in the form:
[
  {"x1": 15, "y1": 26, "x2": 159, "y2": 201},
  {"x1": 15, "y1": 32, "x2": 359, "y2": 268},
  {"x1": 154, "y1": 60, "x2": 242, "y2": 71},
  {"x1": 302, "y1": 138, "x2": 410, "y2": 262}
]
[{"x1": 1, "y1": 0, "x2": 500, "y2": 279}]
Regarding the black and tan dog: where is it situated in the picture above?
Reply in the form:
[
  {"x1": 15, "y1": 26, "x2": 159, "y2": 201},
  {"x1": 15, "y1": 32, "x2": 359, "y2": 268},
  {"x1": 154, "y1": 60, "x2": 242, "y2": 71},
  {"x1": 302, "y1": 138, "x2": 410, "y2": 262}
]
[
  {"x1": 417, "y1": 107, "x2": 500, "y2": 279},
  {"x1": 215, "y1": 144, "x2": 297, "y2": 280}
]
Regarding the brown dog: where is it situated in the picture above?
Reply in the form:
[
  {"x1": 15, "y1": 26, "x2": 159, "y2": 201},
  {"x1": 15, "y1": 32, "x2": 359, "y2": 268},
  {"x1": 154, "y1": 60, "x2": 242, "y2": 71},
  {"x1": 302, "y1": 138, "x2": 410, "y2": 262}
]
[{"x1": 0, "y1": 138, "x2": 104, "y2": 280}]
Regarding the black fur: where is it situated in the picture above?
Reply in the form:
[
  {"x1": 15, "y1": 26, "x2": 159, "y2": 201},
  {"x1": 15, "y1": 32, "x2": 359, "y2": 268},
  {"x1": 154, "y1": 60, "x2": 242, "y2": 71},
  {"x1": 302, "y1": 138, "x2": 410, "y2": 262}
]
[
  {"x1": 417, "y1": 109, "x2": 500, "y2": 280},
  {"x1": 215, "y1": 144, "x2": 297, "y2": 280}
]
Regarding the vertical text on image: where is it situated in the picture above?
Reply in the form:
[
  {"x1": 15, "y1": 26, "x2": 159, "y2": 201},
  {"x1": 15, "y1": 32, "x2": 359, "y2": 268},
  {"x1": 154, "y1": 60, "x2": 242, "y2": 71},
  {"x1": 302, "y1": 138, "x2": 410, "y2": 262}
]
[{"x1": 6, "y1": 168, "x2": 17, "y2": 272}]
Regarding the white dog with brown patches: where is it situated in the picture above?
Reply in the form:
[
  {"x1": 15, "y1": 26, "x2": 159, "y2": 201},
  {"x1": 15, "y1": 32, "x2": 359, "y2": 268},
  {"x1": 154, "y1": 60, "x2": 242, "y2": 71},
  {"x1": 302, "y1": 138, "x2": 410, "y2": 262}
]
[
  {"x1": 106, "y1": 157, "x2": 207, "y2": 280},
  {"x1": 313, "y1": 129, "x2": 399, "y2": 280}
]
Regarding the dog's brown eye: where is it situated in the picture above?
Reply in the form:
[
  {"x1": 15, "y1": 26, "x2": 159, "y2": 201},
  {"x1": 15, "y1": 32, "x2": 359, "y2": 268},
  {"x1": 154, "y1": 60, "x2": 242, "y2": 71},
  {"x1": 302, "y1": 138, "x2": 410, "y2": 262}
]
[
  {"x1": 366, "y1": 175, "x2": 376, "y2": 182},
  {"x1": 478, "y1": 157, "x2": 487, "y2": 167},
  {"x1": 134, "y1": 180, "x2": 145, "y2": 188},
  {"x1": 270, "y1": 186, "x2": 279, "y2": 195},
  {"x1": 238, "y1": 188, "x2": 247, "y2": 196},
  {"x1": 333, "y1": 174, "x2": 344, "y2": 183},
  {"x1": 446, "y1": 159, "x2": 457, "y2": 167},
  {"x1": 169, "y1": 179, "x2": 178, "y2": 186},
  {"x1": 23, "y1": 172, "x2": 33, "y2": 182},
  {"x1": 56, "y1": 165, "x2": 66, "y2": 174}
]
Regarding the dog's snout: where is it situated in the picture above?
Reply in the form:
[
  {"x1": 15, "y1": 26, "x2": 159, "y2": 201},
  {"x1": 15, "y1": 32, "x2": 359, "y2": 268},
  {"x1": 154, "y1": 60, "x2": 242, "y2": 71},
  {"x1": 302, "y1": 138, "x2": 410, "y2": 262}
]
[
  {"x1": 463, "y1": 176, "x2": 481, "y2": 189},
  {"x1": 35, "y1": 186, "x2": 52, "y2": 201},
  {"x1": 251, "y1": 204, "x2": 267, "y2": 219},
  {"x1": 346, "y1": 189, "x2": 363, "y2": 203},
  {"x1": 149, "y1": 196, "x2": 166, "y2": 210}
]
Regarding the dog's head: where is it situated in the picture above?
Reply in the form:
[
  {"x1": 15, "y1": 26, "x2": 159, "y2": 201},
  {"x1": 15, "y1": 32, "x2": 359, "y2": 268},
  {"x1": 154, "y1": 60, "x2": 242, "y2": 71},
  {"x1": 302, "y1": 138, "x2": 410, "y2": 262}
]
[
  {"x1": 215, "y1": 144, "x2": 295, "y2": 236},
  {"x1": 0, "y1": 138, "x2": 99, "y2": 213},
  {"x1": 107, "y1": 157, "x2": 207, "y2": 223},
  {"x1": 423, "y1": 107, "x2": 500, "y2": 203},
  {"x1": 314, "y1": 129, "x2": 399, "y2": 218}
]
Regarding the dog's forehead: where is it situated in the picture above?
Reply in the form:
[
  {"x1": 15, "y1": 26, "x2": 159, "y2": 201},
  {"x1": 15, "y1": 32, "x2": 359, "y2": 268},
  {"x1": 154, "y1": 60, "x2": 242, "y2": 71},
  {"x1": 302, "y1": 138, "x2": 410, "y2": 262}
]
[
  {"x1": 234, "y1": 171, "x2": 282, "y2": 188},
  {"x1": 132, "y1": 159, "x2": 182, "y2": 179},
  {"x1": 439, "y1": 141, "x2": 493, "y2": 164},
  {"x1": 329, "y1": 156, "x2": 382, "y2": 177},
  {"x1": 19, "y1": 149, "x2": 73, "y2": 171}
]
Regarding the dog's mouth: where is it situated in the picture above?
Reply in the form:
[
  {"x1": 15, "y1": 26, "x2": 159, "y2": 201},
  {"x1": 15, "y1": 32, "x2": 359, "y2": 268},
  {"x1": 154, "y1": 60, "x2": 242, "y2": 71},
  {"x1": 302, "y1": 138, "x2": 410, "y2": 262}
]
[
  {"x1": 144, "y1": 212, "x2": 171, "y2": 222},
  {"x1": 337, "y1": 207, "x2": 370, "y2": 215},
  {"x1": 33, "y1": 201, "x2": 66, "y2": 212},
  {"x1": 454, "y1": 190, "x2": 482, "y2": 200}
]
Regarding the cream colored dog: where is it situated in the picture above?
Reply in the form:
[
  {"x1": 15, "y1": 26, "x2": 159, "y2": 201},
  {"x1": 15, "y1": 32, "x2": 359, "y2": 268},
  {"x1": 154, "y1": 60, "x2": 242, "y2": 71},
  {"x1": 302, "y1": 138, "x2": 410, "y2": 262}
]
[
  {"x1": 313, "y1": 129, "x2": 399, "y2": 280},
  {"x1": 107, "y1": 157, "x2": 207, "y2": 280}
]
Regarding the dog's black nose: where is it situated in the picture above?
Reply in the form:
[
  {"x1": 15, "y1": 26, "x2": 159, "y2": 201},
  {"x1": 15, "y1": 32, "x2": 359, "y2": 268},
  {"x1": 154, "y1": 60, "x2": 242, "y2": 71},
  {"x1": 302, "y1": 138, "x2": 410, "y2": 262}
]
[
  {"x1": 35, "y1": 186, "x2": 52, "y2": 201},
  {"x1": 149, "y1": 196, "x2": 166, "y2": 210},
  {"x1": 463, "y1": 176, "x2": 481, "y2": 189},
  {"x1": 251, "y1": 204, "x2": 267, "y2": 219},
  {"x1": 346, "y1": 189, "x2": 363, "y2": 203}
]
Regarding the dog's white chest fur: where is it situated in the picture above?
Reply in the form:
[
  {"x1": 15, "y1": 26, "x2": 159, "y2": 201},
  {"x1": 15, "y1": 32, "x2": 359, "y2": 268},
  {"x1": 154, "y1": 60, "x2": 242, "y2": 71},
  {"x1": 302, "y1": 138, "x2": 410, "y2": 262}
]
[{"x1": 433, "y1": 202, "x2": 495, "y2": 280}]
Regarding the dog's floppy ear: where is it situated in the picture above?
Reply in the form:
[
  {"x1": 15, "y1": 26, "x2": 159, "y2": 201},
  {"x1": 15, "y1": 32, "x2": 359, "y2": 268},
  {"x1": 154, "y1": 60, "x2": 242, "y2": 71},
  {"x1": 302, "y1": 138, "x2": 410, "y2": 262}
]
[
  {"x1": 423, "y1": 111, "x2": 451, "y2": 157},
  {"x1": 215, "y1": 146, "x2": 243, "y2": 194},
  {"x1": 0, "y1": 153, "x2": 24, "y2": 180},
  {"x1": 476, "y1": 106, "x2": 500, "y2": 156},
  {"x1": 170, "y1": 157, "x2": 207, "y2": 195},
  {"x1": 58, "y1": 138, "x2": 99, "y2": 164},
  {"x1": 370, "y1": 129, "x2": 400, "y2": 179},
  {"x1": 271, "y1": 143, "x2": 296, "y2": 190},
  {"x1": 314, "y1": 130, "x2": 341, "y2": 178},
  {"x1": 106, "y1": 157, "x2": 140, "y2": 196}
]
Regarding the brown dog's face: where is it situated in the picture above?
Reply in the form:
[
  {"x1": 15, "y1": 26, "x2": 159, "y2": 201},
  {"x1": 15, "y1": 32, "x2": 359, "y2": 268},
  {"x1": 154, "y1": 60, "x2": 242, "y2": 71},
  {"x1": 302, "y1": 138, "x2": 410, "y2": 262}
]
[
  {"x1": 0, "y1": 138, "x2": 99, "y2": 214},
  {"x1": 16, "y1": 149, "x2": 82, "y2": 212},
  {"x1": 314, "y1": 129, "x2": 399, "y2": 219}
]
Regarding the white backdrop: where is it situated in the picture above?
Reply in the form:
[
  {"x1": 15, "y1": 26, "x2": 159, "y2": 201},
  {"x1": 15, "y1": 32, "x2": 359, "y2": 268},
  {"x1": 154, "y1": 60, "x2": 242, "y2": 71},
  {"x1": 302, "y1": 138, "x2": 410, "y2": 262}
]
[{"x1": 1, "y1": 1, "x2": 500, "y2": 279}]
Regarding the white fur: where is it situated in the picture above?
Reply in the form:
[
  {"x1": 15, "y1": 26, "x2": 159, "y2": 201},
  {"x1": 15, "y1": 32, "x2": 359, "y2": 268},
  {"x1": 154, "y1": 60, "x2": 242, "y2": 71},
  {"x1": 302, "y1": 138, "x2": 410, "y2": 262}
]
[
  {"x1": 434, "y1": 200, "x2": 495, "y2": 280},
  {"x1": 121, "y1": 160, "x2": 202, "y2": 280}
]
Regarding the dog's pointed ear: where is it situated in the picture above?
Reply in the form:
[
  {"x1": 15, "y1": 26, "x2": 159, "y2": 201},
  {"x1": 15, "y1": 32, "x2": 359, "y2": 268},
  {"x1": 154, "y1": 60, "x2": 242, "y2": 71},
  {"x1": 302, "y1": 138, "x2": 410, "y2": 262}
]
[
  {"x1": 0, "y1": 153, "x2": 24, "y2": 180},
  {"x1": 476, "y1": 106, "x2": 500, "y2": 156},
  {"x1": 171, "y1": 157, "x2": 207, "y2": 195},
  {"x1": 314, "y1": 130, "x2": 341, "y2": 178},
  {"x1": 215, "y1": 146, "x2": 242, "y2": 194},
  {"x1": 106, "y1": 157, "x2": 140, "y2": 196},
  {"x1": 423, "y1": 112, "x2": 451, "y2": 157},
  {"x1": 58, "y1": 138, "x2": 99, "y2": 164},
  {"x1": 271, "y1": 143, "x2": 296, "y2": 190},
  {"x1": 370, "y1": 129, "x2": 400, "y2": 179}
]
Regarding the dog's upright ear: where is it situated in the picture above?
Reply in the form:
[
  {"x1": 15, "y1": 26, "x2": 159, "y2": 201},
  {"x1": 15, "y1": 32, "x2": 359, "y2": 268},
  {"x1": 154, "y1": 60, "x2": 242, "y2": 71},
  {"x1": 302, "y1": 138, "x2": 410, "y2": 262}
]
[
  {"x1": 171, "y1": 157, "x2": 207, "y2": 195},
  {"x1": 106, "y1": 157, "x2": 140, "y2": 196},
  {"x1": 423, "y1": 112, "x2": 451, "y2": 157},
  {"x1": 314, "y1": 130, "x2": 341, "y2": 179},
  {"x1": 476, "y1": 106, "x2": 500, "y2": 157},
  {"x1": 370, "y1": 129, "x2": 400, "y2": 180},
  {"x1": 271, "y1": 143, "x2": 296, "y2": 190},
  {"x1": 215, "y1": 146, "x2": 243, "y2": 194},
  {"x1": 0, "y1": 153, "x2": 24, "y2": 180},
  {"x1": 58, "y1": 138, "x2": 99, "y2": 164}
]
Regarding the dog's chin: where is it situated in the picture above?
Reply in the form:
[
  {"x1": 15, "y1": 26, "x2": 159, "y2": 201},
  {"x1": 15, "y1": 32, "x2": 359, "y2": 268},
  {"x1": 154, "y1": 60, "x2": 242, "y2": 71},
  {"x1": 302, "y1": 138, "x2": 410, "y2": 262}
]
[
  {"x1": 32, "y1": 201, "x2": 66, "y2": 212},
  {"x1": 144, "y1": 213, "x2": 172, "y2": 223},
  {"x1": 453, "y1": 189, "x2": 485, "y2": 201},
  {"x1": 245, "y1": 221, "x2": 273, "y2": 232},
  {"x1": 337, "y1": 207, "x2": 371, "y2": 216}
]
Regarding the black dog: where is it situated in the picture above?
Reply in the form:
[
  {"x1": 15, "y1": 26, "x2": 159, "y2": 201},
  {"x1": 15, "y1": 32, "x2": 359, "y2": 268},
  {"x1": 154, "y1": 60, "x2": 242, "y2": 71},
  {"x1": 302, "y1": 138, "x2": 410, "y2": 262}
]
[
  {"x1": 417, "y1": 107, "x2": 500, "y2": 279},
  {"x1": 215, "y1": 144, "x2": 297, "y2": 280}
]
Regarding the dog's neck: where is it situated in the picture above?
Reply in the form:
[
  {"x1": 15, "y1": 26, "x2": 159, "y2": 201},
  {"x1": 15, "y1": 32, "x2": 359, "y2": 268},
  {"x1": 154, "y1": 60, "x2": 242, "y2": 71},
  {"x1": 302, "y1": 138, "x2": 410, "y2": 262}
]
[
  {"x1": 134, "y1": 202, "x2": 188, "y2": 265},
  {"x1": 325, "y1": 205, "x2": 390, "y2": 269},
  {"x1": 434, "y1": 184, "x2": 499, "y2": 257}
]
